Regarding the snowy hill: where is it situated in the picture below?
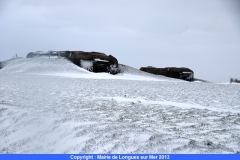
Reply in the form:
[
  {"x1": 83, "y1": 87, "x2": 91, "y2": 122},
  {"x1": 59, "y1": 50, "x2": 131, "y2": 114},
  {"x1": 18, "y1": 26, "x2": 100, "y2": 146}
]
[
  {"x1": 0, "y1": 58, "x2": 93, "y2": 75},
  {"x1": 0, "y1": 57, "x2": 90, "y2": 74},
  {"x1": 0, "y1": 58, "x2": 180, "y2": 81},
  {"x1": 0, "y1": 58, "x2": 240, "y2": 153}
]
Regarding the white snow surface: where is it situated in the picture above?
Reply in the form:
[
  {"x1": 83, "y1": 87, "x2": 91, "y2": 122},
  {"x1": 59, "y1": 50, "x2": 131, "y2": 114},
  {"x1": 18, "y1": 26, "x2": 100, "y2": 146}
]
[
  {"x1": 0, "y1": 58, "x2": 240, "y2": 153},
  {"x1": 80, "y1": 60, "x2": 93, "y2": 71},
  {"x1": 0, "y1": 58, "x2": 179, "y2": 81}
]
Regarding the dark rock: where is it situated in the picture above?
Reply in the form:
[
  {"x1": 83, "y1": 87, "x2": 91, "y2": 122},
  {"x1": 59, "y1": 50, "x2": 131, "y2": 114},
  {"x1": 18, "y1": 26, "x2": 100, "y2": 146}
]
[{"x1": 205, "y1": 140, "x2": 213, "y2": 146}]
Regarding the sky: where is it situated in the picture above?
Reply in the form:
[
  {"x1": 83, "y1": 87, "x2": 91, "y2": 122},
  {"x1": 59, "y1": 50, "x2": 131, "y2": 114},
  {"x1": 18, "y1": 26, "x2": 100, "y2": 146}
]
[{"x1": 0, "y1": 0, "x2": 239, "y2": 82}]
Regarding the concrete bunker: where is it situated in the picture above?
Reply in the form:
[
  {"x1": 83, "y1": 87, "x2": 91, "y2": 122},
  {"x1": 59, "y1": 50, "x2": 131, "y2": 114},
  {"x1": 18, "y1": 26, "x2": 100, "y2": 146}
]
[
  {"x1": 140, "y1": 66, "x2": 194, "y2": 81},
  {"x1": 26, "y1": 51, "x2": 120, "y2": 75}
]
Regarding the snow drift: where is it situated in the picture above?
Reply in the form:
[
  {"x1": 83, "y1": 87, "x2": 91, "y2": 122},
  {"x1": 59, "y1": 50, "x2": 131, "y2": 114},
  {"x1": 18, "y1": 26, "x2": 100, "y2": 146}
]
[
  {"x1": 0, "y1": 58, "x2": 240, "y2": 153},
  {"x1": 0, "y1": 58, "x2": 179, "y2": 81}
]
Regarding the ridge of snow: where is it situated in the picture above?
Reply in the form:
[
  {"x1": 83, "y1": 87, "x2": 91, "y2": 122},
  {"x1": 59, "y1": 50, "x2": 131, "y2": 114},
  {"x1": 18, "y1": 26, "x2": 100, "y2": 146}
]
[{"x1": 0, "y1": 58, "x2": 180, "y2": 82}]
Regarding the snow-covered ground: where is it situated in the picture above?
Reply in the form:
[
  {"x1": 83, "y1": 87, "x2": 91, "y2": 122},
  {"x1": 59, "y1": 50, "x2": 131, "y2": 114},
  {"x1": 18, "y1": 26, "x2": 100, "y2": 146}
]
[{"x1": 0, "y1": 58, "x2": 240, "y2": 153}]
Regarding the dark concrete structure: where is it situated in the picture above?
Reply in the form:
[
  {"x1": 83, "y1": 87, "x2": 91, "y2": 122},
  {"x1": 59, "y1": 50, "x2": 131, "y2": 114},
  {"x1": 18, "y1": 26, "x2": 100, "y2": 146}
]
[
  {"x1": 140, "y1": 66, "x2": 194, "y2": 81},
  {"x1": 26, "y1": 51, "x2": 119, "y2": 74}
]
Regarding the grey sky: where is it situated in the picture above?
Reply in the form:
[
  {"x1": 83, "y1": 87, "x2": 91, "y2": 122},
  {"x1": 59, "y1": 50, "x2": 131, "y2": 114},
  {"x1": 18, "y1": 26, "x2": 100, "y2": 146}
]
[{"x1": 0, "y1": 0, "x2": 239, "y2": 82}]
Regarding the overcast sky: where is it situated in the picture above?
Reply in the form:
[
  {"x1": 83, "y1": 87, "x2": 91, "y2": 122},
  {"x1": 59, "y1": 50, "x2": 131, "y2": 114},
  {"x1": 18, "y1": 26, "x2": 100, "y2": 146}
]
[{"x1": 0, "y1": 0, "x2": 239, "y2": 82}]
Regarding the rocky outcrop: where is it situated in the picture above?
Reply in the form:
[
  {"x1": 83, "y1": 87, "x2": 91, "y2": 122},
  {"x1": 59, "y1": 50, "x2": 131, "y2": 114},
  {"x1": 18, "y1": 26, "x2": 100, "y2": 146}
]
[{"x1": 140, "y1": 67, "x2": 194, "y2": 81}]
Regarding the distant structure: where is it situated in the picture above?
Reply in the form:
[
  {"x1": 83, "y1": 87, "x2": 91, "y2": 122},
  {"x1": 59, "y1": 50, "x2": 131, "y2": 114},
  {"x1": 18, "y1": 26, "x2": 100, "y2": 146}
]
[
  {"x1": 230, "y1": 78, "x2": 240, "y2": 83},
  {"x1": 26, "y1": 51, "x2": 119, "y2": 74},
  {"x1": 140, "y1": 66, "x2": 194, "y2": 81}
]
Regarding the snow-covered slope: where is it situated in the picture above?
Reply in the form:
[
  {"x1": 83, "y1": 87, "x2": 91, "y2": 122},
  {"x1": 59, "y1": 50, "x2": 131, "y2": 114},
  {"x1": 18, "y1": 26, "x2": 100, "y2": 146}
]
[
  {"x1": 0, "y1": 58, "x2": 180, "y2": 81},
  {"x1": 0, "y1": 58, "x2": 90, "y2": 75},
  {"x1": 0, "y1": 58, "x2": 240, "y2": 153}
]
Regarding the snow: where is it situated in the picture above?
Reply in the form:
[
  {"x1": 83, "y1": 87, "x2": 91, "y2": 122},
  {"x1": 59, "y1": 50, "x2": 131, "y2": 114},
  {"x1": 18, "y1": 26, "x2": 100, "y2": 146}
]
[
  {"x1": 93, "y1": 97, "x2": 240, "y2": 114},
  {"x1": 94, "y1": 58, "x2": 109, "y2": 62},
  {"x1": 80, "y1": 60, "x2": 93, "y2": 71},
  {"x1": 217, "y1": 82, "x2": 240, "y2": 85},
  {"x1": 0, "y1": 58, "x2": 240, "y2": 153},
  {"x1": 0, "y1": 58, "x2": 90, "y2": 74},
  {"x1": 0, "y1": 58, "x2": 178, "y2": 82}
]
